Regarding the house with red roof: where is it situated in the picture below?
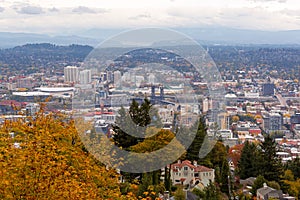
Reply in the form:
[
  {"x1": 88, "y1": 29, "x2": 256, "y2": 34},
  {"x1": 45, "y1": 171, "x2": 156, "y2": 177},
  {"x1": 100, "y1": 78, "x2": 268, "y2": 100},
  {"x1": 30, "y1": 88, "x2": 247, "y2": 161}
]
[{"x1": 170, "y1": 160, "x2": 214, "y2": 187}]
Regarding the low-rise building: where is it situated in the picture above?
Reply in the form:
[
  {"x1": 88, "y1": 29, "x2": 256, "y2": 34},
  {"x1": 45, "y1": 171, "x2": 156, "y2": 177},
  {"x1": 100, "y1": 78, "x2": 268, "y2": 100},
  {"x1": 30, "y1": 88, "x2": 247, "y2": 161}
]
[{"x1": 257, "y1": 183, "x2": 295, "y2": 200}]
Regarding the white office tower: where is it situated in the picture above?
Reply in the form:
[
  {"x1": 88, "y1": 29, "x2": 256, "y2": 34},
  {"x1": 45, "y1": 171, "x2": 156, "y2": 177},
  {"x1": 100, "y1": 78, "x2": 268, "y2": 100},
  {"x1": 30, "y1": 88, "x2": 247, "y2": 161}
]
[
  {"x1": 135, "y1": 76, "x2": 144, "y2": 87},
  {"x1": 122, "y1": 72, "x2": 131, "y2": 82},
  {"x1": 113, "y1": 70, "x2": 122, "y2": 87},
  {"x1": 203, "y1": 98, "x2": 209, "y2": 113},
  {"x1": 148, "y1": 73, "x2": 156, "y2": 84},
  {"x1": 80, "y1": 70, "x2": 92, "y2": 84},
  {"x1": 64, "y1": 66, "x2": 79, "y2": 83}
]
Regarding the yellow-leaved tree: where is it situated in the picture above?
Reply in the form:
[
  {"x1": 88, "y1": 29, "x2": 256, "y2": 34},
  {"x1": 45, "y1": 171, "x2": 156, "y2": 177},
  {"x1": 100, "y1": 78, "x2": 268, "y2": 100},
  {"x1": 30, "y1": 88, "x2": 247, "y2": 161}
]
[{"x1": 0, "y1": 110, "x2": 124, "y2": 199}]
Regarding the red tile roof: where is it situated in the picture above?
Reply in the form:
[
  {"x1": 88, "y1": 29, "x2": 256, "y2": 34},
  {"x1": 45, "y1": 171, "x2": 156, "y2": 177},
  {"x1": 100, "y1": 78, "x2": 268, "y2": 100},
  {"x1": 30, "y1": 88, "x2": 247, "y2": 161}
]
[{"x1": 171, "y1": 160, "x2": 213, "y2": 172}]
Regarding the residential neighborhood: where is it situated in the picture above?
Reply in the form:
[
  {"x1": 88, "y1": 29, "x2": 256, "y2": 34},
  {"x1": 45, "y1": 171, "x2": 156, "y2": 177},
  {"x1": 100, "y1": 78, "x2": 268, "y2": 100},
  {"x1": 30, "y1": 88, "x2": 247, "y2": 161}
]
[{"x1": 0, "y1": 44, "x2": 299, "y2": 199}]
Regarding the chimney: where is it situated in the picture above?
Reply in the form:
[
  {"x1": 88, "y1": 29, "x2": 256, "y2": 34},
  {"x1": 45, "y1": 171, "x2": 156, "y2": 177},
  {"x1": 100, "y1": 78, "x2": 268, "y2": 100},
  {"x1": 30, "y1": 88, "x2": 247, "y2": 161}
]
[
  {"x1": 263, "y1": 183, "x2": 267, "y2": 188},
  {"x1": 193, "y1": 160, "x2": 197, "y2": 167},
  {"x1": 177, "y1": 160, "x2": 181, "y2": 164}
]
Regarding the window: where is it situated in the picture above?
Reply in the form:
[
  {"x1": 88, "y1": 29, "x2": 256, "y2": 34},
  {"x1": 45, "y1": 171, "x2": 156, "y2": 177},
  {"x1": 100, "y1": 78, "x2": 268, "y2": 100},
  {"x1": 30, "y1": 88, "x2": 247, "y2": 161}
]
[{"x1": 184, "y1": 166, "x2": 188, "y2": 171}]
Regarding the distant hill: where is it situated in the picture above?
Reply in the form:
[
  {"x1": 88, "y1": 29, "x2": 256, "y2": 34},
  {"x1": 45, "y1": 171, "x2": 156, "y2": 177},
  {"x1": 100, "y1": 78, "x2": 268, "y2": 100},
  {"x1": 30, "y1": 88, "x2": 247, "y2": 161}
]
[
  {"x1": 77, "y1": 27, "x2": 300, "y2": 45},
  {"x1": 0, "y1": 43, "x2": 93, "y2": 70},
  {"x1": 0, "y1": 42, "x2": 299, "y2": 77},
  {"x1": 0, "y1": 32, "x2": 100, "y2": 49},
  {"x1": 176, "y1": 27, "x2": 300, "y2": 45},
  {"x1": 1, "y1": 28, "x2": 300, "y2": 49}
]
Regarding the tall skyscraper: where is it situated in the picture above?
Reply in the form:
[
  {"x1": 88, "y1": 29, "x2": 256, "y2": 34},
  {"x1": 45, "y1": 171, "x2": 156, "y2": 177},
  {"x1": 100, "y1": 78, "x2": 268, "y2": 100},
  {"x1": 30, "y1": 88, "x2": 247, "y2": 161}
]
[
  {"x1": 113, "y1": 70, "x2": 122, "y2": 87},
  {"x1": 148, "y1": 73, "x2": 156, "y2": 84},
  {"x1": 79, "y1": 70, "x2": 92, "y2": 84},
  {"x1": 64, "y1": 66, "x2": 79, "y2": 83},
  {"x1": 106, "y1": 71, "x2": 113, "y2": 82}
]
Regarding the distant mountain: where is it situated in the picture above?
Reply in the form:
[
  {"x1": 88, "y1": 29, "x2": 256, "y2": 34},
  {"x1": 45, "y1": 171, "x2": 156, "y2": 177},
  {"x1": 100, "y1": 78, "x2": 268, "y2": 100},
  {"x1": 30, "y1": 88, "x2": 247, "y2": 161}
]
[
  {"x1": 0, "y1": 32, "x2": 100, "y2": 49},
  {"x1": 0, "y1": 27, "x2": 300, "y2": 49},
  {"x1": 77, "y1": 27, "x2": 300, "y2": 45},
  {"x1": 176, "y1": 27, "x2": 300, "y2": 45}
]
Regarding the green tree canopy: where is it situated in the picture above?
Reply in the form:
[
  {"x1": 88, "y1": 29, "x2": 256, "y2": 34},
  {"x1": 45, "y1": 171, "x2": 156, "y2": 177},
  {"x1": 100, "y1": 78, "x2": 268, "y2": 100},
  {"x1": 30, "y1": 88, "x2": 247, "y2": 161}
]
[
  {"x1": 238, "y1": 141, "x2": 261, "y2": 179},
  {"x1": 260, "y1": 135, "x2": 283, "y2": 182}
]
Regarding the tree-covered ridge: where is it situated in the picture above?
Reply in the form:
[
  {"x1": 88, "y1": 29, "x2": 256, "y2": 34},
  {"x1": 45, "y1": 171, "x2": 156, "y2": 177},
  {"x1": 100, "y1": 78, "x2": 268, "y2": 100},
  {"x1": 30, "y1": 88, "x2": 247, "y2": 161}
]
[
  {"x1": 0, "y1": 43, "x2": 299, "y2": 79},
  {"x1": 0, "y1": 43, "x2": 92, "y2": 75}
]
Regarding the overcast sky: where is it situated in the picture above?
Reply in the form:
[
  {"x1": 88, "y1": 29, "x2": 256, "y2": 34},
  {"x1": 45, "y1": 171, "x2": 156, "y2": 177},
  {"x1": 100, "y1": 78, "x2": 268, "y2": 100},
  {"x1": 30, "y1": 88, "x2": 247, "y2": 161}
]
[{"x1": 0, "y1": 0, "x2": 299, "y2": 35}]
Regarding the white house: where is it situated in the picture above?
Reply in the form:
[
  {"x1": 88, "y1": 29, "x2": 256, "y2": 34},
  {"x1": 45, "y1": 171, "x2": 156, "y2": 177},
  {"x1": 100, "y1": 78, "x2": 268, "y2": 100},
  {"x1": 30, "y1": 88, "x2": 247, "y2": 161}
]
[{"x1": 170, "y1": 160, "x2": 215, "y2": 187}]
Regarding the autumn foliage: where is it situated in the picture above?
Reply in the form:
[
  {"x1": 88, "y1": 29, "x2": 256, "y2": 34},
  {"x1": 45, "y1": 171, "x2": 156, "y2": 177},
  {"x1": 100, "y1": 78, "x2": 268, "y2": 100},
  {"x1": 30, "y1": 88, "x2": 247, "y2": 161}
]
[{"x1": 0, "y1": 111, "x2": 123, "y2": 199}]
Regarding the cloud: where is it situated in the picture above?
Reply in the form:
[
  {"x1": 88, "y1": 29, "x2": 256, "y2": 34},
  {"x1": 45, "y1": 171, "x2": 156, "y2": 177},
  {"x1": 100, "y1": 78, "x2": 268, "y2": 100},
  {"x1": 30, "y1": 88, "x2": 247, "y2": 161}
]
[
  {"x1": 248, "y1": 0, "x2": 287, "y2": 3},
  {"x1": 0, "y1": 1, "x2": 298, "y2": 34},
  {"x1": 17, "y1": 6, "x2": 43, "y2": 15},
  {"x1": 129, "y1": 14, "x2": 151, "y2": 20},
  {"x1": 280, "y1": 9, "x2": 300, "y2": 16},
  {"x1": 72, "y1": 6, "x2": 107, "y2": 14},
  {"x1": 164, "y1": 6, "x2": 300, "y2": 30},
  {"x1": 0, "y1": 7, "x2": 4, "y2": 12},
  {"x1": 48, "y1": 7, "x2": 59, "y2": 12}
]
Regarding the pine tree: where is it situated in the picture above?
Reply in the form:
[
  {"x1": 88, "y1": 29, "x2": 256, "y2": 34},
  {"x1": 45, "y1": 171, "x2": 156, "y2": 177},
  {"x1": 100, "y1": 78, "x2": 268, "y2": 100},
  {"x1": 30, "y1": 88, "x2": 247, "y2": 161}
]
[
  {"x1": 238, "y1": 141, "x2": 261, "y2": 179},
  {"x1": 260, "y1": 135, "x2": 283, "y2": 182},
  {"x1": 164, "y1": 166, "x2": 171, "y2": 192},
  {"x1": 203, "y1": 181, "x2": 220, "y2": 200},
  {"x1": 186, "y1": 116, "x2": 207, "y2": 162},
  {"x1": 129, "y1": 99, "x2": 152, "y2": 127},
  {"x1": 112, "y1": 106, "x2": 139, "y2": 149},
  {"x1": 207, "y1": 142, "x2": 230, "y2": 195}
]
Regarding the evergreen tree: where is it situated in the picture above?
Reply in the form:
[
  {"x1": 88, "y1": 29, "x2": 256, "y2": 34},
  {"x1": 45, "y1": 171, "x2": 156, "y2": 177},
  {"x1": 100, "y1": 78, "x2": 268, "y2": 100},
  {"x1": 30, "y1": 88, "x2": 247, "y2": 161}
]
[
  {"x1": 203, "y1": 181, "x2": 220, "y2": 200},
  {"x1": 173, "y1": 186, "x2": 186, "y2": 200},
  {"x1": 112, "y1": 106, "x2": 139, "y2": 149},
  {"x1": 138, "y1": 172, "x2": 153, "y2": 196},
  {"x1": 164, "y1": 166, "x2": 171, "y2": 192},
  {"x1": 186, "y1": 116, "x2": 207, "y2": 162},
  {"x1": 113, "y1": 98, "x2": 159, "y2": 149},
  {"x1": 286, "y1": 157, "x2": 300, "y2": 179},
  {"x1": 238, "y1": 141, "x2": 261, "y2": 179},
  {"x1": 251, "y1": 175, "x2": 267, "y2": 196},
  {"x1": 260, "y1": 135, "x2": 283, "y2": 182},
  {"x1": 208, "y1": 142, "x2": 230, "y2": 195},
  {"x1": 219, "y1": 158, "x2": 230, "y2": 194}
]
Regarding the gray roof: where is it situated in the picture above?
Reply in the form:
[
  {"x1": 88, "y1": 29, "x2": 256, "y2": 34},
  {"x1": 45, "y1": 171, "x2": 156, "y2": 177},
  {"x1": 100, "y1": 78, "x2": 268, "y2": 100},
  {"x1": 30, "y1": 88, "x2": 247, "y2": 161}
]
[
  {"x1": 257, "y1": 187, "x2": 275, "y2": 196},
  {"x1": 257, "y1": 186, "x2": 283, "y2": 199},
  {"x1": 240, "y1": 177, "x2": 256, "y2": 186}
]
